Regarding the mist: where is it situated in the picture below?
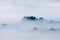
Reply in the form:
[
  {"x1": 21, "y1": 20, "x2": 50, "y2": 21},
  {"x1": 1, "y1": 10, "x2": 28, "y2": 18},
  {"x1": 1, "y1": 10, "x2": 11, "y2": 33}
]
[{"x1": 0, "y1": 0, "x2": 60, "y2": 40}]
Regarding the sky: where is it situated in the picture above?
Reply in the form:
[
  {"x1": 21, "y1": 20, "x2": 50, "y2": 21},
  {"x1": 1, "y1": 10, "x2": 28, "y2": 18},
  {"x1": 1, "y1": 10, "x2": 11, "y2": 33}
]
[{"x1": 0, "y1": 0, "x2": 60, "y2": 20}]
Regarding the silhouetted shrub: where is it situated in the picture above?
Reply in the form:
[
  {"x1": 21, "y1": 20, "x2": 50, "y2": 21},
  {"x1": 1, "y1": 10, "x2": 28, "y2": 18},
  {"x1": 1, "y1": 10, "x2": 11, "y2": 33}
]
[
  {"x1": 23, "y1": 16, "x2": 37, "y2": 21},
  {"x1": 39, "y1": 17, "x2": 44, "y2": 20}
]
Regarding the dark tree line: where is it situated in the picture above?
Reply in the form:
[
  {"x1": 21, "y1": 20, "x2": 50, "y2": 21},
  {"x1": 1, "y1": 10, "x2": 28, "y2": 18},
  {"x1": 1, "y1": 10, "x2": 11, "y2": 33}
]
[{"x1": 23, "y1": 16, "x2": 44, "y2": 21}]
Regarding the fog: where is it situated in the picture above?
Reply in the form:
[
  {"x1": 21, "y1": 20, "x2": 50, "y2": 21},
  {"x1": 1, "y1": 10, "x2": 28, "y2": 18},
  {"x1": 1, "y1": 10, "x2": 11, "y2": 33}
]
[
  {"x1": 0, "y1": 19, "x2": 60, "y2": 40},
  {"x1": 0, "y1": 0, "x2": 60, "y2": 40}
]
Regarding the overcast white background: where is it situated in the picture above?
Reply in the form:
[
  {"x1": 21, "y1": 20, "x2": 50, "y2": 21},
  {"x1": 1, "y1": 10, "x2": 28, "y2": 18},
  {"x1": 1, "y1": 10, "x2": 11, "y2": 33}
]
[{"x1": 0, "y1": 0, "x2": 60, "y2": 21}]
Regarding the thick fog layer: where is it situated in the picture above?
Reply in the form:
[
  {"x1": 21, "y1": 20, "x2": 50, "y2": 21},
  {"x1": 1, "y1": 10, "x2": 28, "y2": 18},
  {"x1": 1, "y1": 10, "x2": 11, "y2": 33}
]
[
  {"x1": 0, "y1": 19, "x2": 60, "y2": 40},
  {"x1": 0, "y1": 0, "x2": 60, "y2": 40}
]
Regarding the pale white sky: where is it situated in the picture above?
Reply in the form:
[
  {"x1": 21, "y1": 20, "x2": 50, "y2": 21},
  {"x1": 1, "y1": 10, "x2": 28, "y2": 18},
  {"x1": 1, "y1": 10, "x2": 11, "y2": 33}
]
[{"x1": 0, "y1": 0, "x2": 60, "y2": 20}]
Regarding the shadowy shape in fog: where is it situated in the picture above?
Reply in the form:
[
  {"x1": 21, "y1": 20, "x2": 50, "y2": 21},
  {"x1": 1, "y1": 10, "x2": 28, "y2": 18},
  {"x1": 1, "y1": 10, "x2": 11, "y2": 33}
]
[
  {"x1": 49, "y1": 28, "x2": 56, "y2": 31},
  {"x1": 39, "y1": 17, "x2": 44, "y2": 20},
  {"x1": 32, "y1": 27, "x2": 38, "y2": 30},
  {"x1": 50, "y1": 20, "x2": 60, "y2": 23},
  {"x1": 50, "y1": 20, "x2": 53, "y2": 23},
  {"x1": 23, "y1": 16, "x2": 38, "y2": 21},
  {"x1": 2, "y1": 23, "x2": 7, "y2": 26}
]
